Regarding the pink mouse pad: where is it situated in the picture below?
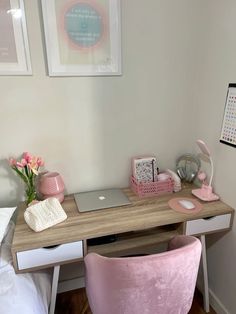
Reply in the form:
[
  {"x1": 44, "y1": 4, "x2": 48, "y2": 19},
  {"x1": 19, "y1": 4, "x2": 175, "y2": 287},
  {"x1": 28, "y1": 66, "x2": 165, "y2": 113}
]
[{"x1": 168, "y1": 197, "x2": 203, "y2": 214}]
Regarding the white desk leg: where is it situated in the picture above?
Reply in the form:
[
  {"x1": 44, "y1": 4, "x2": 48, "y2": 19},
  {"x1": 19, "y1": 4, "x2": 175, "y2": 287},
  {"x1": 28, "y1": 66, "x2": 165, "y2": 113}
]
[
  {"x1": 200, "y1": 235, "x2": 210, "y2": 313},
  {"x1": 49, "y1": 265, "x2": 60, "y2": 314}
]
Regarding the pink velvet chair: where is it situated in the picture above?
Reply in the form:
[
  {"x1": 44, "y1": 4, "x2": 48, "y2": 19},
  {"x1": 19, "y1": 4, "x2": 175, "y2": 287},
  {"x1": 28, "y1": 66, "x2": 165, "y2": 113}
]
[{"x1": 84, "y1": 235, "x2": 202, "y2": 314}]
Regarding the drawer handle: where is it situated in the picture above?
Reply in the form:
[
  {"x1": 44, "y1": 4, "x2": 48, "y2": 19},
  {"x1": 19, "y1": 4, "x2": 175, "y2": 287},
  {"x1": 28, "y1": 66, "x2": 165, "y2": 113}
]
[
  {"x1": 203, "y1": 216, "x2": 215, "y2": 221},
  {"x1": 43, "y1": 245, "x2": 60, "y2": 250}
]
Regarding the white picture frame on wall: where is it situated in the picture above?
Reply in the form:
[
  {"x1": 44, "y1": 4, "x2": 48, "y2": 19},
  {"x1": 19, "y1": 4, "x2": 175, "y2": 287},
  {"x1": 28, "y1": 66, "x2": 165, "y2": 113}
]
[
  {"x1": 0, "y1": 0, "x2": 32, "y2": 75},
  {"x1": 41, "y1": 0, "x2": 121, "y2": 76}
]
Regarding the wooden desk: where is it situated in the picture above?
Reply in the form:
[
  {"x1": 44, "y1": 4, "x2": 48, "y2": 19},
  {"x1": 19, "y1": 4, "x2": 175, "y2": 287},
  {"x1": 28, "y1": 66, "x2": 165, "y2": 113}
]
[{"x1": 11, "y1": 184, "x2": 234, "y2": 313}]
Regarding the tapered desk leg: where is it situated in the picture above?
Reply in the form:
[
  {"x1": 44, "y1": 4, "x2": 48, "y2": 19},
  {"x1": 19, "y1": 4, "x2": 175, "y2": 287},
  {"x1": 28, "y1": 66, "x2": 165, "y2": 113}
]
[
  {"x1": 200, "y1": 235, "x2": 210, "y2": 313},
  {"x1": 49, "y1": 265, "x2": 60, "y2": 314}
]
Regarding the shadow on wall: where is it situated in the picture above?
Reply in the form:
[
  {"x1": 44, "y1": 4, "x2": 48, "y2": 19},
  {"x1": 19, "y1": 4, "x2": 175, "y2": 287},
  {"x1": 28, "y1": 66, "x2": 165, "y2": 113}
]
[
  {"x1": 206, "y1": 230, "x2": 229, "y2": 249},
  {"x1": 0, "y1": 158, "x2": 24, "y2": 207}
]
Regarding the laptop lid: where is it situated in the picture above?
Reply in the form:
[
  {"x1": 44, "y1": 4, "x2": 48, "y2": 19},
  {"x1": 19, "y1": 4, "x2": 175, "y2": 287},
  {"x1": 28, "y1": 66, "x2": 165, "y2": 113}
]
[{"x1": 74, "y1": 188, "x2": 131, "y2": 212}]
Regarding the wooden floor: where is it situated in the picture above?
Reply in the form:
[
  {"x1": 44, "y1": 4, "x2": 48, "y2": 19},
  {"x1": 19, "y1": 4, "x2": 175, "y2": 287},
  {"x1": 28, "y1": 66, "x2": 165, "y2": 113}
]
[
  {"x1": 55, "y1": 288, "x2": 216, "y2": 314},
  {"x1": 189, "y1": 290, "x2": 216, "y2": 314}
]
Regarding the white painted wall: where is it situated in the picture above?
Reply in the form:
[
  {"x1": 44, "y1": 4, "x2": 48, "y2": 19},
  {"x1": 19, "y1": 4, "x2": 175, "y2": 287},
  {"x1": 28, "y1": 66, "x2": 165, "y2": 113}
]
[
  {"x1": 192, "y1": 1, "x2": 236, "y2": 313},
  {"x1": 0, "y1": 0, "x2": 202, "y2": 206}
]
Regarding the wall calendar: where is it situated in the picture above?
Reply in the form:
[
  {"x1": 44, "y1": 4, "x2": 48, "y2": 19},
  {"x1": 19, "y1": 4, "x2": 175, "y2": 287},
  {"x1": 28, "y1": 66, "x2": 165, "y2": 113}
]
[{"x1": 220, "y1": 83, "x2": 236, "y2": 147}]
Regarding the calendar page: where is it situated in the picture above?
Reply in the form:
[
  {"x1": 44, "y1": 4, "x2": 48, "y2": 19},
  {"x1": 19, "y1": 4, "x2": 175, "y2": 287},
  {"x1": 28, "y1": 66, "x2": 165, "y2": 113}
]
[{"x1": 220, "y1": 83, "x2": 236, "y2": 147}]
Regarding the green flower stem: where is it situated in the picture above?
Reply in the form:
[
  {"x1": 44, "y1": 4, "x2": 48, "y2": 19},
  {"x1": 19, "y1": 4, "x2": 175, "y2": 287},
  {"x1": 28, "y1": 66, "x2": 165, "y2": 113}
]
[
  {"x1": 25, "y1": 183, "x2": 37, "y2": 205},
  {"x1": 24, "y1": 165, "x2": 29, "y2": 177},
  {"x1": 12, "y1": 166, "x2": 37, "y2": 205}
]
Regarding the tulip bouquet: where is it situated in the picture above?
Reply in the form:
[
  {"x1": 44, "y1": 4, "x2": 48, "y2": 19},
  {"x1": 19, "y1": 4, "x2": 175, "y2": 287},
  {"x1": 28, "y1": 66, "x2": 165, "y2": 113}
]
[{"x1": 9, "y1": 152, "x2": 44, "y2": 205}]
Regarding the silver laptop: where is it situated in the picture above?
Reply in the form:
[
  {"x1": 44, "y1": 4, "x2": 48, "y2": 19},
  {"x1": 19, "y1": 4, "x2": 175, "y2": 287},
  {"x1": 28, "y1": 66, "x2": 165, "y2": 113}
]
[{"x1": 74, "y1": 188, "x2": 131, "y2": 212}]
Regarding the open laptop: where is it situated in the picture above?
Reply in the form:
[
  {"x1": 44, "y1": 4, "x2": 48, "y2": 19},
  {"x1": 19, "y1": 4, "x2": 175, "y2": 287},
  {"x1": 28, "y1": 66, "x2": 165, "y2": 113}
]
[{"x1": 74, "y1": 188, "x2": 131, "y2": 212}]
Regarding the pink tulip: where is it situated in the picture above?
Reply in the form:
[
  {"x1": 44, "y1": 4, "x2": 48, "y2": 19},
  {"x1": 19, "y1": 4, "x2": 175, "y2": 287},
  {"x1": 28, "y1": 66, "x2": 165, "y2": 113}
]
[
  {"x1": 31, "y1": 167, "x2": 39, "y2": 175},
  {"x1": 9, "y1": 153, "x2": 43, "y2": 178},
  {"x1": 37, "y1": 157, "x2": 44, "y2": 167},
  {"x1": 9, "y1": 158, "x2": 16, "y2": 166},
  {"x1": 30, "y1": 157, "x2": 37, "y2": 167},
  {"x1": 21, "y1": 158, "x2": 27, "y2": 167},
  {"x1": 16, "y1": 161, "x2": 24, "y2": 168},
  {"x1": 23, "y1": 152, "x2": 32, "y2": 163},
  {"x1": 29, "y1": 157, "x2": 39, "y2": 175}
]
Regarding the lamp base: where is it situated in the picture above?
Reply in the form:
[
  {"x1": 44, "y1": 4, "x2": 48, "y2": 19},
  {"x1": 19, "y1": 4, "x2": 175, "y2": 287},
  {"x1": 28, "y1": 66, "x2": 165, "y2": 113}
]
[{"x1": 192, "y1": 184, "x2": 219, "y2": 201}]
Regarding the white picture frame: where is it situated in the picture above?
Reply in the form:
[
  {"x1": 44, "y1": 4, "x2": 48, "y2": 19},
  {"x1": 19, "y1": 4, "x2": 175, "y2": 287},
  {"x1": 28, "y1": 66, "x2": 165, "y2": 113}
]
[
  {"x1": 41, "y1": 0, "x2": 121, "y2": 76},
  {"x1": 220, "y1": 83, "x2": 236, "y2": 148},
  {"x1": 0, "y1": 0, "x2": 32, "y2": 75}
]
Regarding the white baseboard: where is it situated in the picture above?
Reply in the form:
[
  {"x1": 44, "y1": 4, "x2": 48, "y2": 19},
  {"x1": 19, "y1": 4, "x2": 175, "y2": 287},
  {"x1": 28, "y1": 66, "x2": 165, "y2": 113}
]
[
  {"x1": 197, "y1": 281, "x2": 230, "y2": 314},
  {"x1": 209, "y1": 288, "x2": 230, "y2": 314}
]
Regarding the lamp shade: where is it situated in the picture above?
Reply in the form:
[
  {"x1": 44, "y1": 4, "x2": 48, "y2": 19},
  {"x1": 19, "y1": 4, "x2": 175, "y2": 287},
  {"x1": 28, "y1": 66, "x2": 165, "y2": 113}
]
[{"x1": 196, "y1": 140, "x2": 211, "y2": 157}]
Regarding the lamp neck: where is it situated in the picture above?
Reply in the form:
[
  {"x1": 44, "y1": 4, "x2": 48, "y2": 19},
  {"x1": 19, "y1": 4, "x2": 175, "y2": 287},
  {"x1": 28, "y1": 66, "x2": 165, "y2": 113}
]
[{"x1": 209, "y1": 156, "x2": 214, "y2": 187}]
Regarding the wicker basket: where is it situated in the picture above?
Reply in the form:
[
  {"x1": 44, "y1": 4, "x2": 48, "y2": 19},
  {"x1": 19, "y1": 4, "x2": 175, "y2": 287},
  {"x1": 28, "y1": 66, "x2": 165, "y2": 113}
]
[{"x1": 130, "y1": 175, "x2": 174, "y2": 198}]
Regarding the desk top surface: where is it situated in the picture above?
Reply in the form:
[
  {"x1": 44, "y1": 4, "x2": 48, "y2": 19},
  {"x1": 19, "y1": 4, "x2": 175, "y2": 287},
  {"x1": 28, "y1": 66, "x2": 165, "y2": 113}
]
[{"x1": 12, "y1": 184, "x2": 234, "y2": 253}]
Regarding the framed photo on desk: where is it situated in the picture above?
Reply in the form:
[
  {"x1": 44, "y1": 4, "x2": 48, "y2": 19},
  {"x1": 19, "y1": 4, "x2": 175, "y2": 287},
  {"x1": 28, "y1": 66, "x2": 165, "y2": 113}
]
[{"x1": 41, "y1": 0, "x2": 122, "y2": 76}]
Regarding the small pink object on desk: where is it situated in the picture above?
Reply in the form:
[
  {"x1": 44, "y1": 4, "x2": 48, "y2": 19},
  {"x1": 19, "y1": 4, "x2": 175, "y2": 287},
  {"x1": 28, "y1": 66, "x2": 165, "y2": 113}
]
[
  {"x1": 168, "y1": 197, "x2": 203, "y2": 214},
  {"x1": 38, "y1": 172, "x2": 65, "y2": 203},
  {"x1": 192, "y1": 184, "x2": 219, "y2": 201},
  {"x1": 130, "y1": 173, "x2": 174, "y2": 198}
]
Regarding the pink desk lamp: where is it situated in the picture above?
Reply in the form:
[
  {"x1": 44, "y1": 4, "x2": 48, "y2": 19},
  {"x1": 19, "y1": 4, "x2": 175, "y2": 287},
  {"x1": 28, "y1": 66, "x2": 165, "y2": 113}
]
[{"x1": 192, "y1": 140, "x2": 219, "y2": 201}]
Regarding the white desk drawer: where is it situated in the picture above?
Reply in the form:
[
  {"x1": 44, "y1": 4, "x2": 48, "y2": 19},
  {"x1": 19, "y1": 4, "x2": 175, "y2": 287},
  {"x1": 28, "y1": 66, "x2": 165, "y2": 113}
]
[
  {"x1": 186, "y1": 214, "x2": 231, "y2": 235},
  {"x1": 17, "y1": 241, "x2": 83, "y2": 270}
]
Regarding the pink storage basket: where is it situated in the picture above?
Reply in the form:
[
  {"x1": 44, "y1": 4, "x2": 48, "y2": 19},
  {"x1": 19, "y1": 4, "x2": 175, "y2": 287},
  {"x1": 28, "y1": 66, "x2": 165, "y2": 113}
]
[{"x1": 130, "y1": 175, "x2": 174, "y2": 198}]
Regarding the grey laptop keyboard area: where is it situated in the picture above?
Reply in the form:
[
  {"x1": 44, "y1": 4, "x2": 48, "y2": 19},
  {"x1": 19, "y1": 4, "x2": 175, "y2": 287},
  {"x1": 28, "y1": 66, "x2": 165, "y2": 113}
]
[{"x1": 74, "y1": 188, "x2": 131, "y2": 212}]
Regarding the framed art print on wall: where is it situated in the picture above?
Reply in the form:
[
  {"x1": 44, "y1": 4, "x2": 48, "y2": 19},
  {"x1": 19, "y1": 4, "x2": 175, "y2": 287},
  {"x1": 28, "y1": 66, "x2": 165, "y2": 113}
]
[
  {"x1": 0, "y1": 0, "x2": 32, "y2": 75},
  {"x1": 41, "y1": 0, "x2": 121, "y2": 76}
]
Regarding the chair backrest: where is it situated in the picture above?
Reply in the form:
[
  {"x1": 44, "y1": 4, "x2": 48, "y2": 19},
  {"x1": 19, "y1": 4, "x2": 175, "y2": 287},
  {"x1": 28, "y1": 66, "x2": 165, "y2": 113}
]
[{"x1": 84, "y1": 235, "x2": 202, "y2": 314}]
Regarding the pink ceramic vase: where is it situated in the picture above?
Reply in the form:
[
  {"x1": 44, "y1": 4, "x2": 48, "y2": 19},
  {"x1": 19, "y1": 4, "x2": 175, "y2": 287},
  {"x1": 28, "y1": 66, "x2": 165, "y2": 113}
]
[{"x1": 38, "y1": 172, "x2": 65, "y2": 203}]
